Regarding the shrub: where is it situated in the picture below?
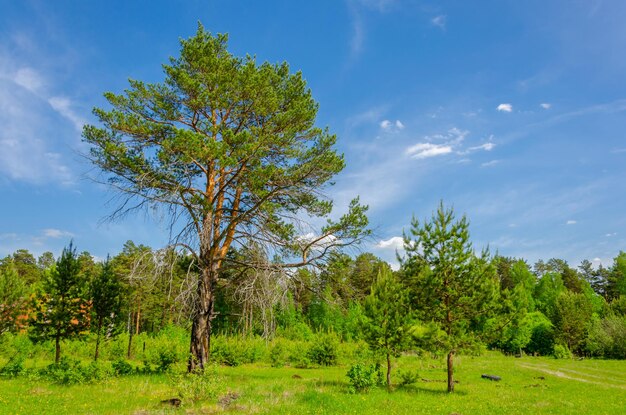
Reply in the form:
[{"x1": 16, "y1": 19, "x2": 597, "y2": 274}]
[
  {"x1": 173, "y1": 365, "x2": 223, "y2": 405},
  {"x1": 269, "y1": 340, "x2": 289, "y2": 367},
  {"x1": 346, "y1": 363, "x2": 382, "y2": 393},
  {"x1": 397, "y1": 369, "x2": 420, "y2": 386},
  {"x1": 112, "y1": 358, "x2": 134, "y2": 376},
  {"x1": 553, "y1": 344, "x2": 572, "y2": 359},
  {"x1": 39, "y1": 358, "x2": 112, "y2": 384},
  {"x1": 211, "y1": 336, "x2": 266, "y2": 366},
  {"x1": 0, "y1": 354, "x2": 25, "y2": 377},
  {"x1": 307, "y1": 333, "x2": 338, "y2": 366},
  {"x1": 156, "y1": 348, "x2": 179, "y2": 372}
]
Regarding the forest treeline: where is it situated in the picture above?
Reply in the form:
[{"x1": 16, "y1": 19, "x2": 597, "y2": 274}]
[{"x1": 2, "y1": 228, "x2": 625, "y2": 363}]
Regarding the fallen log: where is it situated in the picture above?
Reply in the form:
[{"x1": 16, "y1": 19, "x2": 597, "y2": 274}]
[{"x1": 481, "y1": 374, "x2": 501, "y2": 381}]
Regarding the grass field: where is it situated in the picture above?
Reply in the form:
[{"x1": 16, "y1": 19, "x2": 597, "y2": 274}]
[{"x1": 1, "y1": 353, "x2": 625, "y2": 414}]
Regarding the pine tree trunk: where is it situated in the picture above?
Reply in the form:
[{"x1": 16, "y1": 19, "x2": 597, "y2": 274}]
[
  {"x1": 127, "y1": 313, "x2": 134, "y2": 359},
  {"x1": 55, "y1": 333, "x2": 61, "y2": 364},
  {"x1": 386, "y1": 352, "x2": 392, "y2": 391},
  {"x1": 94, "y1": 317, "x2": 103, "y2": 361},
  {"x1": 188, "y1": 263, "x2": 216, "y2": 372},
  {"x1": 447, "y1": 350, "x2": 455, "y2": 393}
]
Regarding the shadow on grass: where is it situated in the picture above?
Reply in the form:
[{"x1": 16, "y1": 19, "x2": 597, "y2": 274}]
[{"x1": 398, "y1": 384, "x2": 468, "y2": 396}]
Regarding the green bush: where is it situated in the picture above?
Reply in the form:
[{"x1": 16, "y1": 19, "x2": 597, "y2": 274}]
[
  {"x1": 112, "y1": 358, "x2": 134, "y2": 376},
  {"x1": 346, "y1": 363, "x2": 382, "y2": 393},
  {"x1": 39, "y1": 358, "x2": 111, "y2": 384},
  {"x1": 307, "y1": 333, "x2": 339, "y2": 366},
  {"x1": 269, "y1": 340, "x2": 289, "y2": 367},
  {"x1": 553, "y1": 344, "x2": 573, "y2": 359},
  {"x1": 173, "y1": 365, "x2": 223, "y2": 405},
  {"x1": 397, "y1": 369, "x2": 420, "y2": 386},
  {"x1": 211, "y1": 336, "x2": 266, "y2": 366},
  {"x1": 0, "y1": 354, "x2": 26, "y2": 377}
]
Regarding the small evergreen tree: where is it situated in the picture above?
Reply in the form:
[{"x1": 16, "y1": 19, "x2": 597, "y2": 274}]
[
  {"x1": 401, "y1": 202, "x2": 498, "y2": 393},
  {"x1": 29, "y1": 242, "x2": 89, "y2": 363},
  {"x1": 362, "y1": 268, "x2": 412, "y2": 390},
  {"x1": 91, "y1": 256, "x2": 122, "y2": 361}
]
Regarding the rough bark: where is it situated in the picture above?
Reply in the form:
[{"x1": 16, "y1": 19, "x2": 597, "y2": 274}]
[
  {"x1": 386, "y1": 352, "x2": 392, "y2": 390},
  {"x1": 447, "y1": 350, "x2": 455, "y2": 393},
  {"x1": 55, "y1": 333, "x2": 61, "y2": 364},
  {"x1": 188, "y1": 264, "x2": 217, "y2": 372}
]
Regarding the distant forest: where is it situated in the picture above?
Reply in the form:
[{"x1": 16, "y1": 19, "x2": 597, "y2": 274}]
[{"x1": 2, "y1": 227, "x2": 625, "y2": 361}]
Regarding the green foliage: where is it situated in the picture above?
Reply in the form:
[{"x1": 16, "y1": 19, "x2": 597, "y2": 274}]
[
  {"x1": 346, "y1": 363, "x2": 383, "y2": 393},
  {"x1": 401, "y1": 202, "x2": 498, "y2": 391},
  {"x1": 90, "y1": 256, "x2": 123, "y2": 359},
  {"x1": 553, "y1": 344, "x2": 573, "y2": 359},
  {"x1": 0, "y1": 262, "x2": 28, "y2": 334},
  {"x1": 397, "y1": 368, "x2": 420, "y2": 386},
  {"x1": 586, "y1": 315, "x2": 626, "y2": 358},
  {"x1": 29, "y1": 242, "x2": 90, "y2": 362},
  {"x1": 307, "y1": 332, "x2": 339, "y2": 366},
  {"x1": 526, "y1": 315, "x2": 555, "y2": 356},
  {"x1": 111, "y1": 358, "x2": 134, "y2": 375},
  {"x1": 40, "y1": 357, "x2": 112, "y2": 384},
  {"x1": 0, "y1": 354, "x2": 26, "y2": 377},
  {"x1": 211, "y1": 336, "x2": 266, "y2": 366},
  {"x1": 172, "y1": 365, "x2": 223, "y2": 404},
  {"x1": 554, "y1": 291, "x2": 593, "y2": 353}
]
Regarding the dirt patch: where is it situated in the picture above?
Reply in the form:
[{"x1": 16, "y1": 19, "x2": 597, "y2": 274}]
[{"x1": 517, "y1": 363, "x2": 626, "y2": 390}]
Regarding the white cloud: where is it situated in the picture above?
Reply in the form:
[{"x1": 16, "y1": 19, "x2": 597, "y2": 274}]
[
  {"x1": 0, "y1": 44, "x2": 76, "y2": 185},
  {"x1": 380, "y1": 119, "x2": 405, "y2": 132},
  {"x1": 566, "y1": 220, "x2": 577, "y2": 225},
  {"x1": 481, "y1": 160, "x2": 500, "y2": 168},
  {"x1": 12, "y1": 67, "x2": 44, "y2": 93},
  {"x1": 605, "y1": 232, "x2": 617, "y2": 237},
  {"x1": 43, "y1": 228, "x2": 74, "y2": 239},
  {"x1": 431, "y1": 15, "x2": 446, "y2": 30},
  {"x1": 48, "y1": 96, "x2": 85, "y2": 132},
  {"x1": 468, "y1": 142, "x2": 496, "y2": 152},
  {"x1": 497, "y1": 103, "x2": 513, "y2": 112},
  {"x1": 540, "y1": 103, "x2": 552, "y2": 109},
  {"x1": 406, "y1": 142, "x2": 452, "y2": 159},
  {"x1": 376, "y1": 236, "x2": 404, "y2": 250}
]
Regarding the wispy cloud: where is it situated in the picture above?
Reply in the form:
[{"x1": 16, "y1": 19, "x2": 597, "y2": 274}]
[
  {"x1": 540, "y1": 103, "x2": 552, "y2": 109},
  {"x1": 43, "y1": 228, "x2": 74, "y2": 239},
  {"x1": 406, "y1": 128, "x2": 487, "y2": 160},
  {"x1": 497, "y1": 103, "x2": 513, "y2": 112},
  {"x1": 380, "y1": 119, "x2": 405, "y2": 132},
  {"x1": 481, "y1": 160, "x2": 500, "y2": 168},
  {"x1": 48, "y1": 96, "x2": 86, "y2": 132},
  {"x1": 406, "y1": 142, "x2": 453, "y2": 159},
  {"x1": 566, "y1": 220, "x2": 577, "y2": 225},
  {"x1": 431, "y1": 15, "x2": 446, "y2": 30}
]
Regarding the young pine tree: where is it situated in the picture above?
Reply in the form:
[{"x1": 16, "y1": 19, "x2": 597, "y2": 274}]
[
  {"x1": 91, "y1": 256, "x2": 122, "y2": 361},
  {"x1": 362, "y1": 268, "x2": 413, "y2": 390},
  {"x1": 29, "y1": 242, "x2": 89, "y2": 363},
  {"x1": 401, "y1": 202, "x2": 498, "y2": 393}
]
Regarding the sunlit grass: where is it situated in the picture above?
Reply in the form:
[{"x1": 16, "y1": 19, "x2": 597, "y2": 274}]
[{"x1": 1, "y1": 353, "x2": 625, "y2": 414}]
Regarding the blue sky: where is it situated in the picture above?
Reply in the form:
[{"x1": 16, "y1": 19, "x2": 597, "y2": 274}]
[{"x1": 0, "y1": 0, "x2": 624, "y2": 268}]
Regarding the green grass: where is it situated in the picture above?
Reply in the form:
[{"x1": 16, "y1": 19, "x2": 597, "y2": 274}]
[{"x1": 1, "y1": 353, "x2": 625, "y2": 414}]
